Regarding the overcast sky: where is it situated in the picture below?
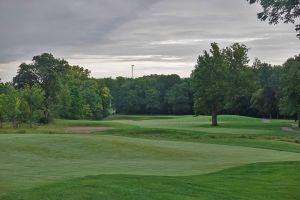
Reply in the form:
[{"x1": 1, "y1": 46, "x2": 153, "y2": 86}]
[{"x1": 0, "y1": 0, "x2": 299, "y2": 82}]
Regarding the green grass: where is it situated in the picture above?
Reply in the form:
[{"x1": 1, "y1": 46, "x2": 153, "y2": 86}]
[
  {"x1": 1, "y1": 162, "x2": 300, "y2": 200},
  {"x1": 0, "y1": 115, "x2": 300, "y2": 199},
  {"x1": 1, "y1": 134, "x2": 300, "y2": 194},
  {"x1": 111, "y1": 115, "x2": 291, "y2": 135}
]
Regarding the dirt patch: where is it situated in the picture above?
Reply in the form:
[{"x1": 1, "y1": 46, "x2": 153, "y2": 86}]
[{"x1": 64, "y1": 127, "x2": 113, "y2": 133}]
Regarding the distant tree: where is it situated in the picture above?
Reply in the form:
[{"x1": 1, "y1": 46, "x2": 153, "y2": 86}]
[
  {"x1": 13, "y1": 53, "x2": 111, "y2": 121},
  {"x1": 280, "y1": 55, "x2": 300, "y2": 127},
  {"x1": 102, "y1": 75, "x2": 186, "y2": 115},
  {"x1": 251, "y1": 88, "x2": 277, "y2": 118},
  {"x1": 145, "y1": 89, "x2": 161, "y2": 114},
  {"x1": 192, "y1": 43, "x2": 228, "y2": 126},
  {"x1": 13, "y1": 63, "x2": 39, "y2": 89},
  {"x1": 247, "y1": 0, "x2": 300, "y2": 38},
  {"x1": 166, "y1": 82, "x2": 192, "y2": 114},
  {"x1": 0, "y1": 94, "x2": 5, "y2": 128},
  {"x1": 0, "y1": 81, "x2": 5, "y2": 127},
  {"x1": 251, "y1": 61, "x2": 281, "y2": 118},
  {"x1": 99, "y1": 86, "x2": 112, "y2": 118},
  {"x1": 14, "y1": 54, "x2": 60, "y2": 122},
  {"x1": 223, "y1": 43, "x2": 256, "y2": 115},
  {"x1": 3, "y1": 86, "x2": 21, "y2": 127},
  {"x1": 20, "y1": 84, "x2": 45, "y2": 127}
]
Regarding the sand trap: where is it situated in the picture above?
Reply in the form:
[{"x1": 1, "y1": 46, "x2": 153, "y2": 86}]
[{"x1": 64, "y1": 127, "x2": 113, "y2": 133}]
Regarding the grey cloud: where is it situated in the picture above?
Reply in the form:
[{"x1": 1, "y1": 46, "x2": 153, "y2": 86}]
[{"x1": 0, "y1": 0, "x2": 299, "y2": 82}]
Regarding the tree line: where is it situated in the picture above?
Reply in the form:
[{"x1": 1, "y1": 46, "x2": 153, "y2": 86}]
[
  {"x1": 0, "y1": 53, "x2": 112, "y2": 127},
  {"x1": 192, "y1": 43, "x2": 299, "y2": 127},
  {"x1": 101, "y1": 43, "x2": 299, "y2": 127},
  {"x1": 0, "y1": 46, "x2": 298, "y2": 128},
  {"x1": 101, "y1": 75, "x2": 193, "y2": 115}
]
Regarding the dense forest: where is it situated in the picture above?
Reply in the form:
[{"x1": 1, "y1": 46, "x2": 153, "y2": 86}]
[
  {"x1": 0, "y1": 43, "x2": 299, "y2": 127},
  {"x1": 0, "y1": 53, "x2": 112, "y2": 127},
  {"x1": 101, "y1": 75, "x2": 193, "y2": 115}
]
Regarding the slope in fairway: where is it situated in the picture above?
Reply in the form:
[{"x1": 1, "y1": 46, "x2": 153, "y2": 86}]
[
  {"x1": 1, "y1": 134, "x2": 300, "y2": 194},
  {"x1": 1, "y1": 162, "x2": 300, "y2": 200}
]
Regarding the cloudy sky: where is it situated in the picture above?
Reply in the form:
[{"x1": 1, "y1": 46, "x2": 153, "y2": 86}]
[{"x1": 0, "y1": 0, "x2": 299, "y2": 82}]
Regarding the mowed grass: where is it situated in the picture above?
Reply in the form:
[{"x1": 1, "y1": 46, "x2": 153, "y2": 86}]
[
  {"x1": 2, "y1": 134, "x2": 300, "y2": 194},
  {"x1": 2, "y1": 162, "x2": 300, "y2": 200},
  {"x1": 0, "y1": 115, "x2": 300, "y2": 199},
  {"x1": 111, "y1": 115, "x2": 293, "y2": 135}
]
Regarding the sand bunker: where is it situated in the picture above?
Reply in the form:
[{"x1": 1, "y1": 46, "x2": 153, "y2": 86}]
[{"x1": 64, "y1": 127, "x2": 113, "y2": 133}]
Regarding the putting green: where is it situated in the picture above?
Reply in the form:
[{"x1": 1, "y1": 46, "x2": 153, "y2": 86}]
[{"x1": 1, "y1": 134, "x2": 300, "y2": 193}]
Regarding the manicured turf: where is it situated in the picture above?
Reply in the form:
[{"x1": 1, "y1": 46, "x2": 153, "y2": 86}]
[
  {"x1": 112, "y1": 115, "x2": 292, "y2": 135},
  {"x1": 0, "y1": 115, "x2": 299, "y2": 199},
  {"x1": 1, "y1": 162, "x2": 300, "y2": 200}
]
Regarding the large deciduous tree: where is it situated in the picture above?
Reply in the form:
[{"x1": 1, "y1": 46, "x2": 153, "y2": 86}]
[
  {"x1": 192, "y1": 43, "x2": 228, "y2": 126},
  {"x1": 192, "y1": 43, "x2": 252, "y2": 126},
  {"x1": 247, "y1": 0, "x2": 300, "y2": 38}
]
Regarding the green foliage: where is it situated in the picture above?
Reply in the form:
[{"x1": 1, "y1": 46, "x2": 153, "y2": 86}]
[
  {"x1": 249, "y1": 60, "x2": 282, "y2": 118},
  {"x1": 102, "y1": 74, "x2": 189, "y2": 115},
  {"x1": 192, "y1": 43, "x2": 228, "y2": 115},
  {"x1": 247, "y1": 0, "x2": 300, "y2": 38},
  {"x1": 0, "y1": 94, "x2": 5, "y2": 128},
  {"x1": 280, "y1": 55, "x2": 300, "y2": 127},
  {"x1": 192, "y1": 43, "x2": 252, "y2": 126},
  {"x1": 12, "y1": 53, "x2": 112, "y2": 122},
  {"x1": 2, "y1": 86, "x2": 21, "y2": 127},
  {"x1": 19, "y1": 84, "x2": 45, "y2": 127},
  {"x1": 165, "y1": 81, "x2": 193, "y2": 114}
]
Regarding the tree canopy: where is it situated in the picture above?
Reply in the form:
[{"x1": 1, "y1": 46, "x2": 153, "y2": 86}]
[
  {"x1": 1, "y1": 50, "x2": 299, "y2": 127},
  {"x1": 192, "y1": 43, "x2": 253, "y2": 126},
  {"x1": 0, "y1": 53, "x2": 113, "y2": 127},
  {"x1": 279, "y1": 55, "x2": 300, "y2": 126},
  {"x1": 101, "y1": 74, "x2": 192, "y2": 115},
  {"x1": 247, "y1": 0, "x2": 300, "y2": 38}
]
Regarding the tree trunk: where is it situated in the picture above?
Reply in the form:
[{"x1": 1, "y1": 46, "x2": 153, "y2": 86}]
[
  {"x1": 212, "y1": 110, "x2": 218, "y2": 126},
  {"x1": 0, "y1": 119, "x2": 2, "y2": 128}
]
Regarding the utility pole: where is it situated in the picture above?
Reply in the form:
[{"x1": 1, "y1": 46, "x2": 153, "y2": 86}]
[{"x1": 131, "y1": 64, "x2": 134, "y2": 79}]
